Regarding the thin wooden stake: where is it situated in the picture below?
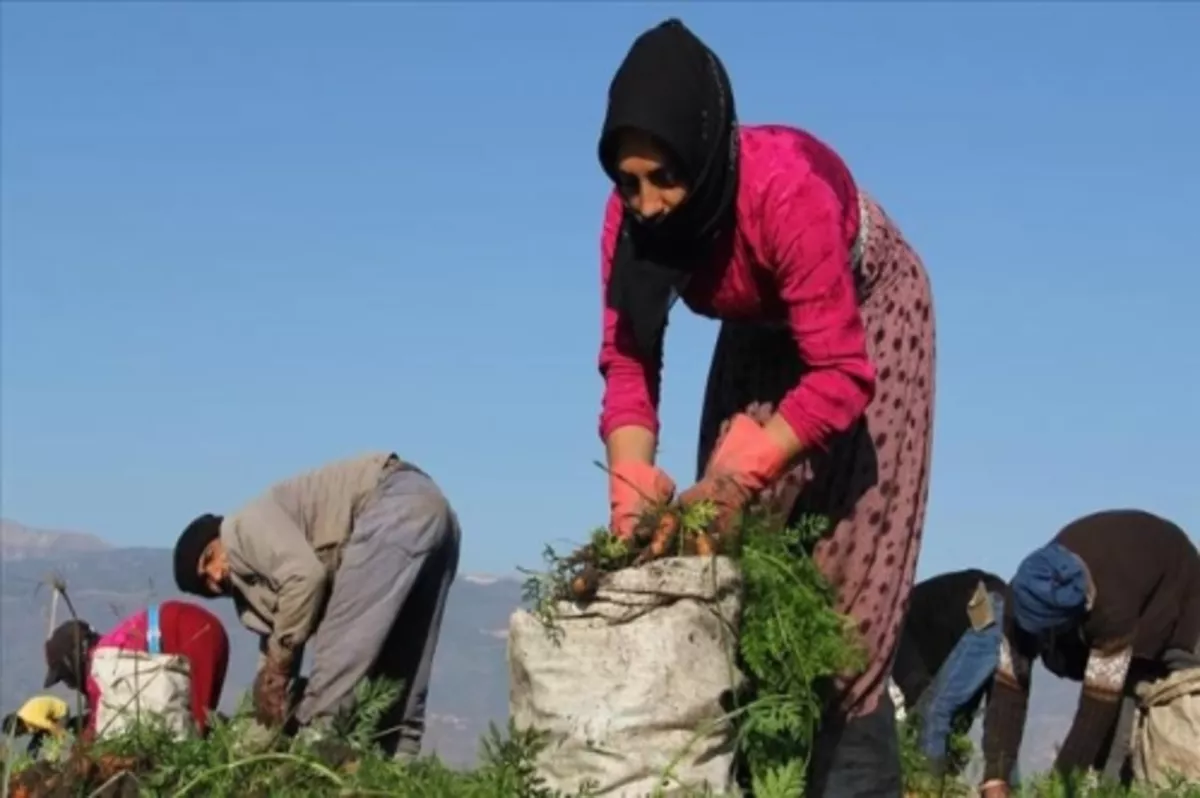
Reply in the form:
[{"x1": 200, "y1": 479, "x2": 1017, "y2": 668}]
[{"x1": 47, "y1": 586, "x2": 60, "y2": 639}]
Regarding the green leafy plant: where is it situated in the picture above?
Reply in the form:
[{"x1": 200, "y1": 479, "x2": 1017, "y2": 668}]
[
  {"x1": 1014, "y1": 770, "x2": 1200, "y2": 798},
  {"x1": 897, "y1": 712, "x2": 974, "y2": 797},
  {"x1": 717, "y1": 507, "x2": 866, "y2": 795},
  {"x1": 5, "y1": 680, "x2": 599, "y2": 797}
]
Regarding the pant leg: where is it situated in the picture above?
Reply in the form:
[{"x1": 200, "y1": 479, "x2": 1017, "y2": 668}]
[
  {"x1": 27, "y1": 731, "x2": 47, "y2": 760},
  {"x1": 807, "y1": 689, "x2": 903, "y2": 798},
  {"x1": 915, "y1": 592, "x2": 1004, "y2": 763},
  {"x1": 295, "y1": 465, "x2": 458, "y2": 726},
  {"x1": 372, "y1": 512, "x2": 461, "y2": 758}
]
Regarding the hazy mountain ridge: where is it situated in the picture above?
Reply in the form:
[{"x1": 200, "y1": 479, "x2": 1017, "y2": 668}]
[
  {"x1": 0, "y1": 519, "x2": 111, "y2": 561},
  {"x1": 0, "y1": 522, "x2": 1078, "y2": 773}
]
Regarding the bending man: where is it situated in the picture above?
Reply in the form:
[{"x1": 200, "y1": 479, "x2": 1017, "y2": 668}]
[{"x1": 172, "y1": 451, "x2": 461, "y2": 759}]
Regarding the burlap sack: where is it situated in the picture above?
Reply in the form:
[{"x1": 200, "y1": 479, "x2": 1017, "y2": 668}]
[{"x1": 1132, "y1": 666, "x2": 1200, "y2": 786}]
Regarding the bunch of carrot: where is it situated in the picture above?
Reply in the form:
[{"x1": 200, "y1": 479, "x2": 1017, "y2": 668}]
[{"x1": 561, "y1": 502, "x2": 737, "y2": 603}]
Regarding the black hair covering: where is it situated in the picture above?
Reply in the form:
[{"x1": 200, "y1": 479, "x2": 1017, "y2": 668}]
[
  {"x1": 174, "y1": 513, "x2": 223, "y2": 597},
  {"x1": 598, "y1": 18, "x2": 739, "y2": 360},
  {"x1": 43, "y1": 620, "x2": 99, "y2": 689}
]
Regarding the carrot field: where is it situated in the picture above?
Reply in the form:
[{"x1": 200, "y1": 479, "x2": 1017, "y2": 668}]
[{"x1": 4, "y1": 502, "x2": 1197, "y2": 798}]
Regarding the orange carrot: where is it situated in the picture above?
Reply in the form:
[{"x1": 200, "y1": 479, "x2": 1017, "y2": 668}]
[
  {"x1": 570, "y1": 566, "x2": 601, "y2": 601},
  {"x1": 636, "y1": 513, "x2": 678, "y2": 562}
]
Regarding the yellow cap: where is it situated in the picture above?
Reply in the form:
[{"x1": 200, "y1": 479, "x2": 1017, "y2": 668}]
[{"x1": 15, "y1": 696, "x2": 69, "y2": 735}]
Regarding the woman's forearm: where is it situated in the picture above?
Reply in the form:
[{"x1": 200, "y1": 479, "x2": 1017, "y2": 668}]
[
  {"x1": 605, "y1": 425, "x2": 658, "y2": 466},
  {"x1": 763, "y1": 413, "x2": 804, "y2": 461}
]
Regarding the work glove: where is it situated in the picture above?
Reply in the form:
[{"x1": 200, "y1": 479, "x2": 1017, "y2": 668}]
[
  {"x1": 229, "y1": 717, "x2": 277, "y2": 757},
  {"x1": 608, "y1": 461, "x2": 676, "y2": 541},
  {"x1": 677, "y1": 413, "x2": 790, "y2": 536},
  {"x1": 252, "y1": 653, "x2": 293, "y2": 728},
  {"x1": 296, "y1": 721, "x2": 359, "y2": 770}
]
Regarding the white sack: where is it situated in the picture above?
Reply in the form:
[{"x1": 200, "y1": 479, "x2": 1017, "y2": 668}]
[
  {"x1": 90, "y1": 647, "x2": 194, "y2": 741},
  {"x1": 509, "y1": 556, "x2": 745, "y2": 797}
]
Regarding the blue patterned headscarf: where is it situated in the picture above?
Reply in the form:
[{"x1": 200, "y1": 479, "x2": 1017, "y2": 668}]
[{"x1": 1010, "y1": 543, "x2": 1089, "y2": 635}]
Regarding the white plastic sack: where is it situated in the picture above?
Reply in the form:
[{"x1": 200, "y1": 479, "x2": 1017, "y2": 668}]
[
  {"x1": 509, "y1": 556, "x2": 746, "y2": 798},
  {"x1": 1132, "y1": 667, "x2": 1200, "y2": 786},
  {"x1": 90, "y1": 647, "x2": 194, "y2": 741}
]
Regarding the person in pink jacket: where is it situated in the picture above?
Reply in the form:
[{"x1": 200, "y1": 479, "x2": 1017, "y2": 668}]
[{"x1": 597, "y1": 19, "x2": 936, "y2": 796}]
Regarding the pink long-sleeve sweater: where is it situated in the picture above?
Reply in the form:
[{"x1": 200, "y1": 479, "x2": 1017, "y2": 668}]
[{"x1": 598, "y1": 124, "x2": 878, "y2": 450}]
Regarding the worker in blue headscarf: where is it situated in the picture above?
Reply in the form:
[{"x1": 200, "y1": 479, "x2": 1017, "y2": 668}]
[
  {"x1": 1008, "y1": 542, "x2": 1092, "y2": 636},
  {"x1": 978, "y1": 509, "x2": 1200, "y2": 797}
]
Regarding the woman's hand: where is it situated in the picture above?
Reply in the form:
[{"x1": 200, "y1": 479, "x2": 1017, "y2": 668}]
[
  {"x1": 678, "y1": 411, "x2": 794, "y2": 534},
  {"x1": 606, "y1": 426, "x2": 675, "y2": 539},
  {"x1": 677, "y1": 476, "x2": 752, "y2": 537},
  {"x1": 609, "y1": 460, "x2": 676, "y2": 539}
]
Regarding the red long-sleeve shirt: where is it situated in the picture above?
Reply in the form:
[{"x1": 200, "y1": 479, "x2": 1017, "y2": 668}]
[
  {"x1": 598, "y1": 124, "x2": 877, "y2": 450},
  {"x1": 84, "y1": 600, "x2": 230, "y2": 739}
]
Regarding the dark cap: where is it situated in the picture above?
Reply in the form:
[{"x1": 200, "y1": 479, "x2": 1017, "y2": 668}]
[
  {"x1": 43, "y1": 620, "x2": 97, "y2": 689},
  {"x1": 174, "y1": 513, "x2": 222, "y2": 597}
]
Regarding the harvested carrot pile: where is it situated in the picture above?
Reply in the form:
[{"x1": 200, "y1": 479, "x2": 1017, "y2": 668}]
[{"x1": 7, "y1": 752, "x2": 142, "y2": 798}]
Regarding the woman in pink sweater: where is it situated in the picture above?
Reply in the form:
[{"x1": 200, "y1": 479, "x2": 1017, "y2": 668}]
[{"x1": 598, "y1": 19, "x2": 935, "y2": 796}]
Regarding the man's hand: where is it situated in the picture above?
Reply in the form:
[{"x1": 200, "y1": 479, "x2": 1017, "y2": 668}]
[{"x1": 252, "y1": 654, "x2": 293, "y2": 728}]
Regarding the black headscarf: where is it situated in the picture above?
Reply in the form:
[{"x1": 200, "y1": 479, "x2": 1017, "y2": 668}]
[{"x1": 599, "y1": 18, "x2": 739, "y2": 360}]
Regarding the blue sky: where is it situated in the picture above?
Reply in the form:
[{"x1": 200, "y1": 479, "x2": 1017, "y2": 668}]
[{"x1": 2, "y1": 2, "x2": 1196, "y2": 581}]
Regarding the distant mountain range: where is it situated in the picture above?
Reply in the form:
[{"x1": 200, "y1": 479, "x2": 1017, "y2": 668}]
[
  {"x1": 0, "y1": 519, "x2": 1081, "y2": 773},
  {"x1": 0, "y1": 520, "x2": 111, "y2": 561}
]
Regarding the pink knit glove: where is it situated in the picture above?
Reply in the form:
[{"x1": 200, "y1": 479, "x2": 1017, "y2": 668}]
[
  {"x1": 608, "y1": 461, "x2": 676, "y2": 540},
  {"x1": 678, "y1": 413, "x2": 790, "y2": 534}
]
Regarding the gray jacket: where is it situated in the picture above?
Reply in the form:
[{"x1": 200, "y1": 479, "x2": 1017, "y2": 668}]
[{"x1": 220, "y1": 451, "x2": 405, "y2": 662}]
